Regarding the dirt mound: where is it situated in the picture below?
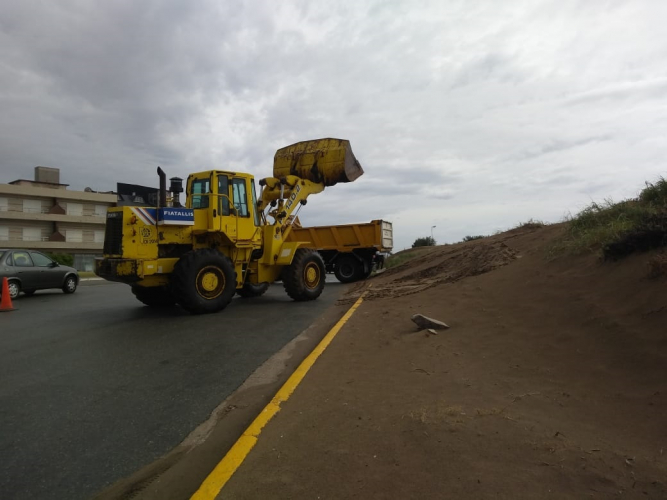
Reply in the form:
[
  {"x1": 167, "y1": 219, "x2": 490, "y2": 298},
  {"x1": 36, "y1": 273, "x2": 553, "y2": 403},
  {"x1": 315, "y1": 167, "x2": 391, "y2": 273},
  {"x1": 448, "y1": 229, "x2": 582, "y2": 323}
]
[
  {"x1": 342, "y1": 239, "x2": 519, "y2": 303},
  {"x1": 222, "y1": 222, "x2": 667, "y2": 499},
  {"x1": 230, "y1": 222, "x2": 667, "y2": 499}
]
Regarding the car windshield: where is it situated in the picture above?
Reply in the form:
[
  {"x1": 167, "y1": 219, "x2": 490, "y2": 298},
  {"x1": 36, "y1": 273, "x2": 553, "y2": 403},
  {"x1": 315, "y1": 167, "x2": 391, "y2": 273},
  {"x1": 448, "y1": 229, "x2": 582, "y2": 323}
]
[{"x1": 0, "y1": 251, "x2": 4, "y2": 260}]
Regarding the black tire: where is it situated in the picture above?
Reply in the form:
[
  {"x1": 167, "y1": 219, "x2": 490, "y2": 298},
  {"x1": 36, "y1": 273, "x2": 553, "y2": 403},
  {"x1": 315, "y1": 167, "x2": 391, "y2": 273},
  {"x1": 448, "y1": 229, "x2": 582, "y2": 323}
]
[
  {"x1": 333, "y1": 254, "x2": 362, "y2": 283},
  {"x1": 283, "y1": 249, "x2": 325, "y2": 301},
  {"x1": 132, "y1": 285, "x2": 176, "y2": 307},
  {"x1": 236, "y1": 282, "x2": 269, "y2": 298},
  {"x1": 171, "y1": 249, "x2": 236, "y2": 314},
  {"x1": 62, "y1": 275, "x2": 78, "y2": 294},
  {"x1": 23, "y1": 289, "x2": 36, "y2": 296}
]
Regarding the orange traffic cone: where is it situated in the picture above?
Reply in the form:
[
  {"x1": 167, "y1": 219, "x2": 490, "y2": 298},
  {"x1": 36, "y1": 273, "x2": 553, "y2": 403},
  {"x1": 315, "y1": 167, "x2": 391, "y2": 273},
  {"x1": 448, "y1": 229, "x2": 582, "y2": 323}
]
[{"x1": 1, "y1": 277, "x2": 17, "y2": 312}]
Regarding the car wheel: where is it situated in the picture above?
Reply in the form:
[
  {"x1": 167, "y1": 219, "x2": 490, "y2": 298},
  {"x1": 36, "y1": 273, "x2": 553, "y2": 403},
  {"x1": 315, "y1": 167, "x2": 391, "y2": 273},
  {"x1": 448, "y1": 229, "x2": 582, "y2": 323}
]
[
  {"x1": 7, "y1": 280, "x2": 20, "y2": 299},
  {"x1": 62, "y1": 275, "x2": 78, "y2": 294}
]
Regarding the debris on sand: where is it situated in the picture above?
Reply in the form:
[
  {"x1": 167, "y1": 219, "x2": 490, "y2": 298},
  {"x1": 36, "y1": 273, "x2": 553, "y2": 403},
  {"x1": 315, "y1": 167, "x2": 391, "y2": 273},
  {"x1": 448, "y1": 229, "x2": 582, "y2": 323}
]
[{"x1": 411, "y1": 314, "x2": 450, "y2": 330}]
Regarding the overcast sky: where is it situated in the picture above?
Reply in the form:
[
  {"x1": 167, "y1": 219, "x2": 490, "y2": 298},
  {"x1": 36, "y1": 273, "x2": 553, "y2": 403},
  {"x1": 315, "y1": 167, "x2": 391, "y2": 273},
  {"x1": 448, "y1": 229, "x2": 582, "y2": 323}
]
[{"x1": 2, "y1": 0, "x2": 666, "y2": 249}]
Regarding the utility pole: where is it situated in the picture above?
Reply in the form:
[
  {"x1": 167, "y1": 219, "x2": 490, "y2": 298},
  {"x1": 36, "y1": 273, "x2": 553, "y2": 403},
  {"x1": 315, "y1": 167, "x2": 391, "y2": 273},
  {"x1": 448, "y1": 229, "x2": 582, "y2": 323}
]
[{"x1": 431, "y1": 225, "x2": 436, "y2": 240}]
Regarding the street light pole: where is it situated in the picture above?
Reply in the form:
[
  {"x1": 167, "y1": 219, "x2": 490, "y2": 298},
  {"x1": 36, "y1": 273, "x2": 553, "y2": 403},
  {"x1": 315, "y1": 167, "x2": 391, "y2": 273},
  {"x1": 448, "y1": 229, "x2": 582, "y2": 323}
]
[{"x1": 431, "y1": 225, "x2": 436, "y2": 240}]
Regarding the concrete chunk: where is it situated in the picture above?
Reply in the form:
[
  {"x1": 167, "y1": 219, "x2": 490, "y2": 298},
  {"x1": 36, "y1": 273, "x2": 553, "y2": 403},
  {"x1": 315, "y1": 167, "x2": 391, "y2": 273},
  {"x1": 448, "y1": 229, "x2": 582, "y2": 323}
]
[{"x1": 411, "y1": 314, "x2": 450, "y2": 330}]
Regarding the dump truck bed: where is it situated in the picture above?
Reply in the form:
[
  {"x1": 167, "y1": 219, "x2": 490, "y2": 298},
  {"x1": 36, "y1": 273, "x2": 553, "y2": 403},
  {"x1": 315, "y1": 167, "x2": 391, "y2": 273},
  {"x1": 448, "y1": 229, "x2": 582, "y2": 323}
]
[{"x1": 287, "y1": 220, "x2": 393, "y2": 252}]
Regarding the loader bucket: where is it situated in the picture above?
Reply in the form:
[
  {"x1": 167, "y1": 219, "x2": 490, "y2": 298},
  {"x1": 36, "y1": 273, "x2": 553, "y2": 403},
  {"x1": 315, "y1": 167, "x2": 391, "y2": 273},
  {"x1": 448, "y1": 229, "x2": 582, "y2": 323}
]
[{"x1": 273, "y1": 138, "x2": 364, "y2": 187}]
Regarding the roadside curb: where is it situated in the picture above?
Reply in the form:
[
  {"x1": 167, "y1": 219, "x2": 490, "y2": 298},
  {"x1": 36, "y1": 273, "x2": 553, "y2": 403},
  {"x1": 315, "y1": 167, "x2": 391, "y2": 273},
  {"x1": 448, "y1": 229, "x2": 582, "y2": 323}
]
[{"x1": 191, "y1": 290, "x2": 368, "y2": 500}]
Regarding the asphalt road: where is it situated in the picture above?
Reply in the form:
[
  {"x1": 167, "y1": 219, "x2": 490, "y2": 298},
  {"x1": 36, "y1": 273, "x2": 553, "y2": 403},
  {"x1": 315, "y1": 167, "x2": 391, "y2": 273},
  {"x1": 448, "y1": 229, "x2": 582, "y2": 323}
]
[{"x1": 0, "y1": 278, "x2": 344, "y2": 500}]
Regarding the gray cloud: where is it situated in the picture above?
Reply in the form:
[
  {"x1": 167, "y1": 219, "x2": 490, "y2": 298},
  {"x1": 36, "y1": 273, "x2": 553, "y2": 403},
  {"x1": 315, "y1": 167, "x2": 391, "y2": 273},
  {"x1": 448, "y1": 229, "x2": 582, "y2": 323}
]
[{"x1": 2, "y1": 0, "x2": 667, "y2": 250}]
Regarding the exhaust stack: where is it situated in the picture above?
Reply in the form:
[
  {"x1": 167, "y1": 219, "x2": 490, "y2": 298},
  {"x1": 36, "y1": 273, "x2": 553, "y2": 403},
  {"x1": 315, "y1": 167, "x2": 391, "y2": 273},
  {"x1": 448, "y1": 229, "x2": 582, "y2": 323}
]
[{"x1": 157, "y1": 167, "x2": 167, "y2": 208}]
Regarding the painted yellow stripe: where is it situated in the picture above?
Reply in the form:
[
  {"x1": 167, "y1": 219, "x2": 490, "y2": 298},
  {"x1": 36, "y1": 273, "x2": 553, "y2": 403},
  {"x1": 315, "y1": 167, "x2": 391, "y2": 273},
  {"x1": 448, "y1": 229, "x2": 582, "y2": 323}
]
[{"x1": 190, "y1": 292, "x2": 367, "y2": 500}]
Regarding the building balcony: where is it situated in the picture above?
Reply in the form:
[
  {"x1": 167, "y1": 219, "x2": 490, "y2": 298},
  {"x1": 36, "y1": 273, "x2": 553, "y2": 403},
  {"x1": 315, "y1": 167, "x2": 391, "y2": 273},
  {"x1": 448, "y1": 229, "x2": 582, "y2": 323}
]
[
  {"x1": 0, "y1": 239, "x2": 103, "y2": 252},
  {"x1": 0, "y1": 209, "x2": 107, "y2": 225}
]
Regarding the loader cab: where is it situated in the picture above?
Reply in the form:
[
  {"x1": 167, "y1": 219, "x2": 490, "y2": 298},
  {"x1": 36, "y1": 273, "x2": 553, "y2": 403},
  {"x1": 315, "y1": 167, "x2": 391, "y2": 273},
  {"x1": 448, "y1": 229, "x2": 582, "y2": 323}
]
[{"x1": 186, "y1": 171, "x2": 261, "y2": 241}]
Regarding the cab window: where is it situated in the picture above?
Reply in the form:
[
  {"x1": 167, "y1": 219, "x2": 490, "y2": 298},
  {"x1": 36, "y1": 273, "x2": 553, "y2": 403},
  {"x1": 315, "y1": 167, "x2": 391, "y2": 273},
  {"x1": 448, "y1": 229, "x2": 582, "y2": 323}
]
[
  {"x1": 191, "y1": 178, "x2": 210, "y2": 209},
  {"x1": 31, "y1": 252, "x2": 54, "y2": 267},
  {"x1": 218, "y1": 175, "x2": 230, "y2": 216},
  {"x1": 231, "y1": 179, "x2": 249, "y2": 217},
  {"x1": 12, "y1": 251, "x2": 34, "y2": 267},
  {"x1": 251, "y1": 181, "x2": 260, "y2": 226}
]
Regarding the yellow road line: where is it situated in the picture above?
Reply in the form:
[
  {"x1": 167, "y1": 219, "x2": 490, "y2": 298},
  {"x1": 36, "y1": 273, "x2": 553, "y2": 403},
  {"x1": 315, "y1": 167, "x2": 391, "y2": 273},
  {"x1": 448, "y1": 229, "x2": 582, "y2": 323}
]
[{"x1": 191, "y1": 293, "x2": 367, "y2": 500}]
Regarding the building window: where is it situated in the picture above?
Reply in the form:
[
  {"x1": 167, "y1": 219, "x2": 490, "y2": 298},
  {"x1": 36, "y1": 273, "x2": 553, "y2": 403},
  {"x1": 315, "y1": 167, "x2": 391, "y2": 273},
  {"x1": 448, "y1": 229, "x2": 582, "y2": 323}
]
[
  {"x1": 94, "y1": 230, "x2": 104, "y2": 243},
  {"x1": 23, "y1": 199, "x2": 42, "y2": 213},
  {"x1": 0, "y1": 226, "x2": 8, "y2": 240},
  {"x1": 67, "y1": 203, "x2": 83, "y2": 216},
  {"x1": 22, "y1": 227, "x2": 42, "y2": 241},
  {"x1": 94, "y1": 205, "x2": 108, "y2": 217},
  {"x1": 66, "y1": 229, "x2": 83, "y2": 242},
  {"x1": 0, "y1": 197, "x2": 7, "y2": 212}
]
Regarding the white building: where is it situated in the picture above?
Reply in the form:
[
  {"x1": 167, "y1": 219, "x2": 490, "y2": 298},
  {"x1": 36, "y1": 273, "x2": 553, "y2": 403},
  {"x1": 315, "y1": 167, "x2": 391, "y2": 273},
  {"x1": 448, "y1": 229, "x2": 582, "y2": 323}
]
[{"x1": 0, "y1": 167, "x2": 116, "y2": 271}]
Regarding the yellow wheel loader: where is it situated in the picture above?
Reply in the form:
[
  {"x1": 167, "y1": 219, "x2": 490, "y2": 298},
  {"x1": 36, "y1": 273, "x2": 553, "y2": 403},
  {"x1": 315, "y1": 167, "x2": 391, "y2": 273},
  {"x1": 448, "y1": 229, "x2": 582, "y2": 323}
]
[{"x1": 95, "y1": 138, "x2": 364, "y2": 314}]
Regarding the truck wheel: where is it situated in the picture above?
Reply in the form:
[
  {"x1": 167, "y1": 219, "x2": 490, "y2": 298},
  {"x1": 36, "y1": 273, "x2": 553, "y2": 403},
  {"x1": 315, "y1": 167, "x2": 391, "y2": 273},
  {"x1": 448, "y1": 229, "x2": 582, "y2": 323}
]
[
  {"x1": 172, "y1": 249, "x2": 237, "y2": 314},
  {"x1": 284, "y1": 249, "x2": 325, "y2": 301},
  {"x1": 132, "y1": 285, "x2": 176, "y2": 307},
  {"x1": 334, "y1": 255, "x2": 361, "y2": 283},
  {"x1": 237, "y1": 282, "x2": 269, "y2": 298}
]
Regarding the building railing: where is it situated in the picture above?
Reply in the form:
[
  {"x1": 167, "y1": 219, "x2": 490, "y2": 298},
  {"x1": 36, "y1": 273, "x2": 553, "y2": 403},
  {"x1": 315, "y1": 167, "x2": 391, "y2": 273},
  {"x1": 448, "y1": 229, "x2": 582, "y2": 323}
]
[{"x1": 0, "y1": 207, "x2": 108, "y2": 217}]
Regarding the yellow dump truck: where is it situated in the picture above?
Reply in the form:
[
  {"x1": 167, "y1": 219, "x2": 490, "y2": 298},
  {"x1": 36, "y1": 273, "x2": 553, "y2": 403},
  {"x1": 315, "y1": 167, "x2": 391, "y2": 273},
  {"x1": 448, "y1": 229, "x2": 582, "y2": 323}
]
[{"x1": 286, "y1": 220, "x2": 393, "y2": 283}]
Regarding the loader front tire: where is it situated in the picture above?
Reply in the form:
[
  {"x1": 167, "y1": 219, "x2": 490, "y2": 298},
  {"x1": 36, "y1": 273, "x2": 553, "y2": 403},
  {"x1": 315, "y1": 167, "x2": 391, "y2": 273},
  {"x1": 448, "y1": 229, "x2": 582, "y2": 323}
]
[
  {"x1": 236, "y1": 282, "x2": 269, "y2": 298},
  {"x1": 172, "y1": 249, "x2": 236, "y2": 314},
  {"x1": 132, "y1": 286, "x2": 176, "y2": 308},
  {"x1": 283, "y1": 249, "x2": 325, "y2": 301}
]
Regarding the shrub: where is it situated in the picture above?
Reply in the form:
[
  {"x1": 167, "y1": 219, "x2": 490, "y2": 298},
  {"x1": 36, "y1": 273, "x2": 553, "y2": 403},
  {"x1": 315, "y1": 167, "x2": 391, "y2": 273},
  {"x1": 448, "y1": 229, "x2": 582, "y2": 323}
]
[
  {"x1": 548, "y1": 177, "x2": 667, "y2": 259},
  {"x1": 461, "y1": 235, "x2": 485, "y2": 242},
  {"x1": 47, "y1": 252, "x2": 74, "y2": 267},
  {"x1": 516, "y1": 219, "x2": 545, "y2": 230},
  {"x1": 412, "y1": 236, "x2": 436, "y2": 248}
]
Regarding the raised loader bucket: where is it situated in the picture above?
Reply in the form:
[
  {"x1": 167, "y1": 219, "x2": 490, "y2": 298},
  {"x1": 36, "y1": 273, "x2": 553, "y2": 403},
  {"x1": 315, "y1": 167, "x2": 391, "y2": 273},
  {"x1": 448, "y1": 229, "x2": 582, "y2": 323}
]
[{"x1": 273, "y1": 138, "x2": 364, "y2": 187}]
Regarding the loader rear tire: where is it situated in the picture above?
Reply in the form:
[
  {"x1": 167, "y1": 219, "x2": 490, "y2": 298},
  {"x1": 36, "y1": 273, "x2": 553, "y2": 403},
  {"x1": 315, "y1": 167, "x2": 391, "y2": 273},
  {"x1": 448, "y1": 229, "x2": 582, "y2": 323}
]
[
  {"x1": 283, "y1": 249, "x2": 325, "y2": 301},
  {"x1": 334, "y1": 254, "x2": 362, "y2": 283},
  {"x1": 171, "y1": 249, "x2": 236, "y2": 314},
  {"x1": 236, "y1": 282, "x2": 269, "y2": 298},
  {"x1": 132, "y1": 285, "x2": 176, "y2": 307}
]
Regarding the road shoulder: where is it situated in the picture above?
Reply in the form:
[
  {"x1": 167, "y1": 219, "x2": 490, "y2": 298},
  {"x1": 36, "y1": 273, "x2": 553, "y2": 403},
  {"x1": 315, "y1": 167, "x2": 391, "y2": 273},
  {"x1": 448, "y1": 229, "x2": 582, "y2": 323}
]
[{"x1": 93, "y1": 297, "x2": 352, "y2": 500}]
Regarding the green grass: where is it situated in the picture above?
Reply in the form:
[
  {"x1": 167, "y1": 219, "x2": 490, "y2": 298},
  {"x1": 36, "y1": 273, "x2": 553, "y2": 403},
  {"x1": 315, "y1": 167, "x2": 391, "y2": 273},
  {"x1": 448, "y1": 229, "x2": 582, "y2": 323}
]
[
  {"x1": 460, "y1": 235, "x2": 486, "y2": 242},
  {"x1": 78, "y1": 271, "x2": 97, "y2": 278},
  {"x1": 548, "y1": 177, "x2": 667, "y2": 259},
  {"x1": 514, "y1": 218, "x2": 545, "y2": 230}
]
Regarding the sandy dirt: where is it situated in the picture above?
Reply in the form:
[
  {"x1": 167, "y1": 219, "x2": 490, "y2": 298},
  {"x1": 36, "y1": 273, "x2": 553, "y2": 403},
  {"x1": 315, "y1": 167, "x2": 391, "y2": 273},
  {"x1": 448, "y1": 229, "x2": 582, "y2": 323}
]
[{"x1": 221, "y1": 224, "x2": 667, "y2": 499}]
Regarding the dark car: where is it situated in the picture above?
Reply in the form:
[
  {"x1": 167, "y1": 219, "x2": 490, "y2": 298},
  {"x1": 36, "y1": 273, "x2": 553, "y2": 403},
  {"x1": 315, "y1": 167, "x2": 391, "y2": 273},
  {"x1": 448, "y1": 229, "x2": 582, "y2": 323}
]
[{"x1": 0, "y1": 249, "x2": 79, "y2": 299}]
